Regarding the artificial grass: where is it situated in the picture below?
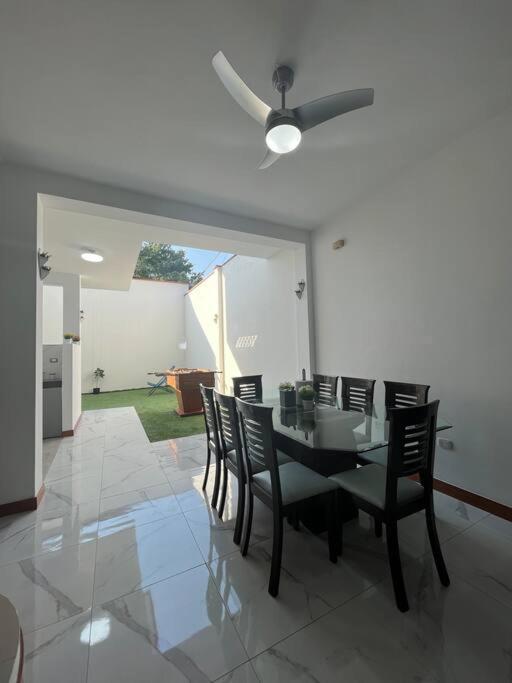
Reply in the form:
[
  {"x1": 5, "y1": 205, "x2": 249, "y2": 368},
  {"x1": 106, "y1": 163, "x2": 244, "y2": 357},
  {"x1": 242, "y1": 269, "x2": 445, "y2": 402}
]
[{"x1": 82, "y1": 388, "x2": 205, "y2": 442}]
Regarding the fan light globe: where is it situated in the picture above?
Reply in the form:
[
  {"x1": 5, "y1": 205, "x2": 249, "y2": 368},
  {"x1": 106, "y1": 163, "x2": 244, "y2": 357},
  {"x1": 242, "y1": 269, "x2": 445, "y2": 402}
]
[
  {"x1": 81, "y1": 250, "x2": 103, "y2": 263},
  {"x1": 265, "y1": 123, "x2": 301, "y2": 154}
]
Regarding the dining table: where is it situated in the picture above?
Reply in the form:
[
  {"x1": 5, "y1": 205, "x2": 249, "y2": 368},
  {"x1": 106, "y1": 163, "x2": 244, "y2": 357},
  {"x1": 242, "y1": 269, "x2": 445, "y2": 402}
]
[{"x1": 258, "y1": 398, "x2": 452, "y2": 533}]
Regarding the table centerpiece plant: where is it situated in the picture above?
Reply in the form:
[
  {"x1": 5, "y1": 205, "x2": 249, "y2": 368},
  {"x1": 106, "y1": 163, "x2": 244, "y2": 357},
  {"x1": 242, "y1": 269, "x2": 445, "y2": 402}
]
[
  {"x1": 279, "y1": 381, "x2": 296, "y2": 408},
  {"x1": 298, "y1": 384, "x2": 315, "y2": 411}
]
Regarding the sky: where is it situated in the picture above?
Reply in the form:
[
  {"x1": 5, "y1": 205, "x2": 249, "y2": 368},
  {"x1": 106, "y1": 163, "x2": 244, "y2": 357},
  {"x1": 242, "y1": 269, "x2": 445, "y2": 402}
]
[{"x1": 180, "y1": 247, "x2": 232, "y2": 277}]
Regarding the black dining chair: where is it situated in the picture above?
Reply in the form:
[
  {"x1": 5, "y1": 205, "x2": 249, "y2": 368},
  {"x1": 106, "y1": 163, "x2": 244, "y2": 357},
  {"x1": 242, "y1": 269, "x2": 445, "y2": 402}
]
[
  {"x1": 312, "y1": 374, "x2": 339, "y2": 406},
  {"x1": 341, "y1": 376, "x2": 376, "y2": 414},
  {"x1": 384, "y1": 380, "x2": 430, "y2": 411},
  {"x1": 329, "y1": 400, "x2": 450, "y2": 612},
  {"x1": 214, "y1": 390, "x2": 246, "y2": 542},
  {"x1": 232, "y1": 375, "x2": 263, "y2": 403},
  {"x1": 199, "y1": 384, "x2": 222, "y2": 508},
  {"x1": 236, "y1": 397, "x2": 339, "y2": 597},
  {"x1": 360, "y1": 380, "x2": 431, "y2": 468}
]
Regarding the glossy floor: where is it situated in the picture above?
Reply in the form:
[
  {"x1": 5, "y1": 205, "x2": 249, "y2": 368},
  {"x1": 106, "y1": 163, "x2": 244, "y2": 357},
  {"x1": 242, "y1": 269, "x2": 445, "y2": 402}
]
[{"x1": 0, "y1": 407, "x2": 510, "y2": 682}]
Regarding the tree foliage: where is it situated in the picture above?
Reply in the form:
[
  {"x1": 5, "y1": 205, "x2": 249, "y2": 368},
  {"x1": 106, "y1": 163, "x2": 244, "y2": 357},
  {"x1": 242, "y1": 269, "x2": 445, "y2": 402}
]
[{"x1": 134, "y1": 242, "x2": 201, "y2": 284}]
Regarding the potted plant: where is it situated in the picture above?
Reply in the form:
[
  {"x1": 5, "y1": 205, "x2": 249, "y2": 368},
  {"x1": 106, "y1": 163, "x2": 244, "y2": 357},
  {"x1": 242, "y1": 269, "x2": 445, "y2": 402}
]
[
  {"x1": 72, "y1": 334, "x2": 80, "y2": 344},
  {"x1": 93, "y1": 367, "x2": 105, "y2": 394},
  {"x1": 279, "y1": 381, "x2": 296, "y2": 408},
  {"x1": 298, "y1": 384, "x2": 315, "y2": 411},
  {"x1": 63, "y1": 333, "x2": 73, "y2": 344}
]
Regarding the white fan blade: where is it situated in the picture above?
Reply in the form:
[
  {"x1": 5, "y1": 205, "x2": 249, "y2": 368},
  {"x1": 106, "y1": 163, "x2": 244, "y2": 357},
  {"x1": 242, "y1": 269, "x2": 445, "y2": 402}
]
[
  {"x1": 212, "y1": 51, "x2": 271, "y2": 126},
  {"x1": 294, "y1": 89, "x2": 374, "y2": 132},
  {"x1": 258, "y1": 149, "x2": 281, "y2": 170}
]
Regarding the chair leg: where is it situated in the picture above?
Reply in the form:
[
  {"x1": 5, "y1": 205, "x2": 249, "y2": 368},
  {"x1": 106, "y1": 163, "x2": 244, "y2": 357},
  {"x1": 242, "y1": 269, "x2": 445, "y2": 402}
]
[
  {"x1": 233, "y1": 474, "x2": 245, "y2": 546},
  {"x1": 326, "y1": 493, "x2": 338, "y2": 564},
  {"x1": 426, "y1": 502, "x2": 450, "y2": 587},
  {"x1": 240, "y1": 490, "x2": 253, "y2": 557},
  {"x1": 374, "y1": 518, "x2": 383, "y2": 538},
  {"x1": 386, "y1": 521, "x2": 409, "y2": 612},
  {"x1": 217, "y1": 462, "x2": 228, "y2": 519},
  {"x1": 268, "y1": 511, "x2": 284, "y2": 597},
  {"x1": 211, "y1": 451, "x2": 221, "y2": 508},
  {"x1": 201, "y1": 444, "x2": 211, "y2": 491}
]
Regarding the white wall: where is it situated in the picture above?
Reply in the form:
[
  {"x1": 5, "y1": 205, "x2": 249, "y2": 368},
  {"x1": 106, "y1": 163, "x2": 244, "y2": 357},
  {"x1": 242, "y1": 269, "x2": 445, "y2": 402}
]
[
  {"x1": 62, "y1": 343, "x2": 81, "y2": 431},
  {"x1": 185, "y1": 249, "x2": 309, "y2": 396},
  {"x1": 81, "y1": 279, "x2": 188, "y2": 392},
  {"x1": 184, "y1": 269, "x2": 221, "y2": 380},
  {"x1": 45, "y1": 272, "x2": 81, "y2": 338},
  {"x1": 313, "y1": 108, "x2": 512, "y2": 507},
  {"x1": 42, "y1": 285, "x2": 63, "y2": 344}
]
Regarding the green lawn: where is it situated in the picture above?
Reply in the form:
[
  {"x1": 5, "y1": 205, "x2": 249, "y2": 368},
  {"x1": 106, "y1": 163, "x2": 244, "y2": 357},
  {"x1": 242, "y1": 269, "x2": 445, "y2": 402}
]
[{"x1": 82, "y1": 388, "x2": 205, "y2": 442}]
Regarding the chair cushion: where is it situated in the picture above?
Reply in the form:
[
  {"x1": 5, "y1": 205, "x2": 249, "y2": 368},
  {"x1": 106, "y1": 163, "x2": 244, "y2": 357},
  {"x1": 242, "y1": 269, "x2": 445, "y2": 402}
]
[
  {"x1": 253, "y1": 461, "x2": 338, "y2": 506},
  {"x1": 329, "y1": 464, "x2": 423, "y2": 510},
  {"x1": 358, "y1": 446, "x2": 388, "y2": 467}
]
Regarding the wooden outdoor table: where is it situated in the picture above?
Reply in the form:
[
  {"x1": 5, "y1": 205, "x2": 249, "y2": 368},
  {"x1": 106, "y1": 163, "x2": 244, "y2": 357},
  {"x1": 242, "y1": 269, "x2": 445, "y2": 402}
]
[{"x1": 155, "y1": 368, "x2": 218, "y2": 416}]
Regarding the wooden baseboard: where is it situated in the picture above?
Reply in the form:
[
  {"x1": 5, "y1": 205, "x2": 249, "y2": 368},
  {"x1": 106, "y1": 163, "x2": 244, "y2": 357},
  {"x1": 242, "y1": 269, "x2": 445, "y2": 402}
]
[
  {"x1": 432, "y1": 478, "x2": 512, "y2": 522},
  {"x1": 62, "y1": 412, "x2": 83, "y2": 437},
  {"x1": 0, "y1": 483, "x2": 45, "y2": 518}
]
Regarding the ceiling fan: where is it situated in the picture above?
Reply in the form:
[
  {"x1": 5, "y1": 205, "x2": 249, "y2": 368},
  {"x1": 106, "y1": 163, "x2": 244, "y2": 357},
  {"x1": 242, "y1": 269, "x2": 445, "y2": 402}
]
[{"x1": 212, "y1": 51, "x2": 374, "y2": 169}]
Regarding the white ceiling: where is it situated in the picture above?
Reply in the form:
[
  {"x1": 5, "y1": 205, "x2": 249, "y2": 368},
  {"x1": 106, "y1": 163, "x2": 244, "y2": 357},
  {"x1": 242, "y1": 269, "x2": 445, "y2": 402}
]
[
  {"x1": 42, "y1": 196, "x2": 292, "y2": 289},
  {"x1": 2, "y1": 1, "x2": 512, "y2": 228}
]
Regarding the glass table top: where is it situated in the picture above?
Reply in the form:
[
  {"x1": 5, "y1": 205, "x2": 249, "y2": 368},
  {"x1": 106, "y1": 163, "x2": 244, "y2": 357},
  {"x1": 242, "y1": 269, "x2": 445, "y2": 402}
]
[{"x1": 259, "y1": 398, "x2": 452, "y2": 453}]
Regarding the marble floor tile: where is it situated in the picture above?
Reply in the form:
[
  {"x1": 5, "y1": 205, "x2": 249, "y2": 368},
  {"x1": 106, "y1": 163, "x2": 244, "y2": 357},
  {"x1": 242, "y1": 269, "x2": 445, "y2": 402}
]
[
  {"x1": 476, "y1": 513, "x2": 512, "y2": 540},
  {"x1": 209, "y1": 543, "x2": 332, "y2": 658},
  {"x1": 42, "y1": 437, "x2": 62, "y2": 478},
  {"x1": 56, "y1": 437, "x2": 105, "y2": 464},
  {"x1": 98, "y1": 483, "x2": 181, "y2": 537},
  {"x1": 0, "y1": 541, "x2": 96, "y2": 632},
  {"x1": 158, "y1": 445, "x2": 208, "y2": 473},
  {"x1": 168, "y1": 467, "x2": 221, "y2": 512},
  {"x1": 102, "y1": 444, "x2": 159, "y2": 470},
  {"x1": 72, "y1": 421, "x2": 107, "y2": 442},
  {"x1": 104, "y1": 427, "x2": 149, "y2": 452},
  {"x1": 184, "y1": 498, "x2": 274, "y2": 564},
  {"x1": 93, "y1": 515, "x2": 204, "y2": 604},
  {"x1": 251, "y1": 557, "x2": 512, "y2": 683},
  {"x1": 100, "y1": 462, "x2": 167, "y2": 498},
  {"x1": 23, "y1": 610, "x2": 92, "y2": 683},
  {"x1": 45, "y1": 455, "x2": 103, "y2": 484},
  {"x1": 0, "y1": 502, "x2": 98, "y2": 565},
  {"x1": 215, "y1": 662, "x2": 260, "y2": 683},
  {"x1": 42, "y1": 473, "x2": 102, "y2": 513},
  {"x1": 442, "y1": 521, "x2": 512, "y2": 609},
  {"x1": 88, "y1": 565, "x2": 247, "y2": 683},
  {"x1": 164, "y1": 433, "x2": 207, "y2": 454}
]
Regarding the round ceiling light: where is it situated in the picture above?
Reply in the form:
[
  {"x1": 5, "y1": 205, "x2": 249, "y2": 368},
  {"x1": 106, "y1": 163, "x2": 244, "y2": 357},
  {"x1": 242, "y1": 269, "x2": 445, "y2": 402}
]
[
  {"x1": 81, "y1": 250, "x2": 103, "y2": 263},
  {"x1": 265, "y1": 123, "x2": 302, "y2": 154}
]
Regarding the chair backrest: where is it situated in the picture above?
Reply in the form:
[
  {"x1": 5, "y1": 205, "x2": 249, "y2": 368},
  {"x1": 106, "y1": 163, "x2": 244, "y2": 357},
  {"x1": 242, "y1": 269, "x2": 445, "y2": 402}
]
[
  {"x1": 341, "y1": 376, "x2": 376, "y2": 414},
  {"x1": 199, "y1": 384, "x2": 220, "y2": 449},
  {"x1": 384, "y1": 381, "x2": 430, "y2": 410},
  {"x1": 214, "y1": 390, "x2": 242, "y2": 456},
  {"x1": 235, "y1": 397, "x2": 282, "y2": 508},
  {"x1": 385, "y1": 400, "x2": 439, "y2": 506},
  {"x1": 312, "y1": 374, "x2": 338, "y2": 406},
  {"x1": 232, "y1": 375, "x2": 263, "y2": 403}
]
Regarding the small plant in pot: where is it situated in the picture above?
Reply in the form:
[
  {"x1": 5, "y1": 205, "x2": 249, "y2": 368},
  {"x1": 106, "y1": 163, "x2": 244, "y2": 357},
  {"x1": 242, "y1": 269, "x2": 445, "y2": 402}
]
[
  {"x1": 72, "y1": 334, "x2": 80, "y2": 344},
  {"x1": 279, "y1": 381, "x2": 296, "y2": 408},
  {"x1": 298, "y1": 384, "x2": 315, "y2": 411},
  {"x1": 93, "y1": 367, "x2": 105, "y2": 394},
  {"x1": 63, "y1": 333, "x2": 73, "y2": 344}
]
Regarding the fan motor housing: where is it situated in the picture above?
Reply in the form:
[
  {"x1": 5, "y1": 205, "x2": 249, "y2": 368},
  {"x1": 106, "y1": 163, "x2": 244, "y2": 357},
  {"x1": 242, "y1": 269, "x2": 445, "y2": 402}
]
[{"x1": 265, "y1": 108, "x2": 301, "y2": 134}]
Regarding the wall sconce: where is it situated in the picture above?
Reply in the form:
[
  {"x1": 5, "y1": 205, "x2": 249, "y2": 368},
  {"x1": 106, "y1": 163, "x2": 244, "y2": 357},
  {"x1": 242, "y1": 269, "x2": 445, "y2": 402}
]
[
  {"x1": 38, "y1": 250, "x2": 51, "y2": 280},
  {"x1": 295, "y1": 279, "x2": 306, "y2": 299}
]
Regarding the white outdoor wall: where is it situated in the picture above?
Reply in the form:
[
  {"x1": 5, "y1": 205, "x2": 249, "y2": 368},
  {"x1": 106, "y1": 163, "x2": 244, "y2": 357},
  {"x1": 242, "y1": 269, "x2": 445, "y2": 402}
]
[
  {"x1": 185, "y1": 249, "x2": 308, "y2": 396},
  {"x1": 81, "y1": 279, "x2": 188, "y2": 392},
  {"x1": 313, "y1": 108, "x2": 512, "y2": 507},
  {"x1": 184, "y1": 269, "x2": 220, "y2": 381},
  {"x1": 62, "y1": 343, "x2": 81, "y2": 431},
  {"x1": 42, "y1": 285, "x2": 63, "y2": 344}
]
